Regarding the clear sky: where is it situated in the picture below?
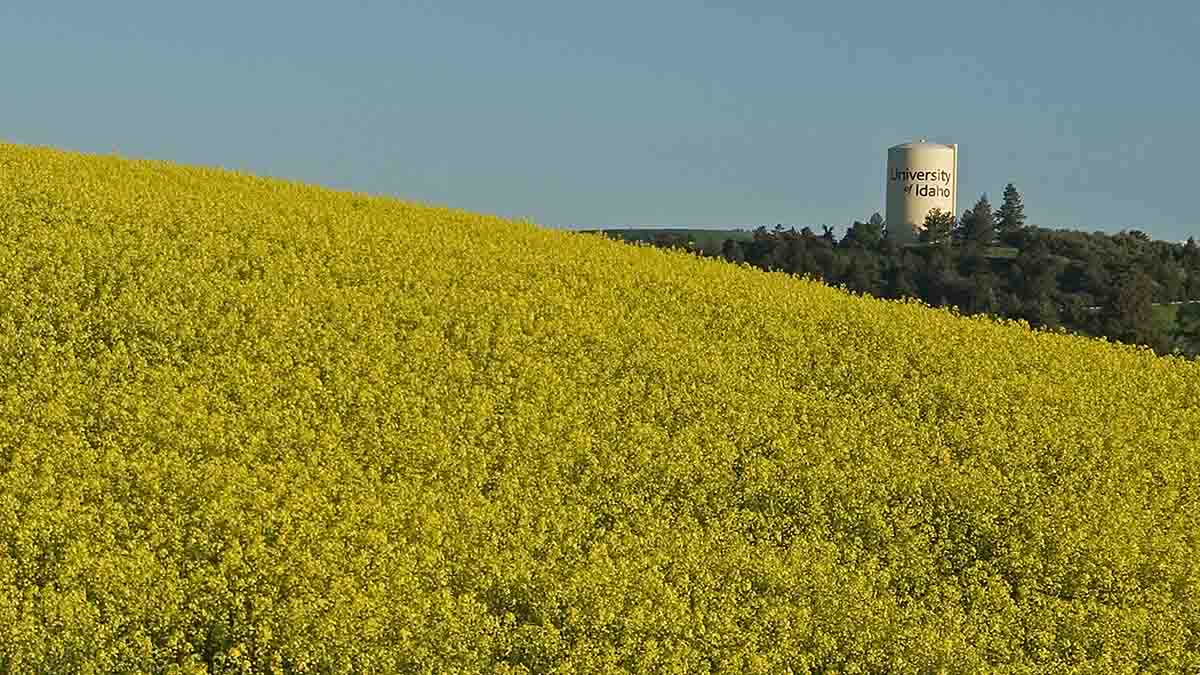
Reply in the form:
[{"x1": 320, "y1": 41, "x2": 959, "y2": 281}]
[{"x1": 3, "y1": 1, "x2": 1198, "y2": 240}]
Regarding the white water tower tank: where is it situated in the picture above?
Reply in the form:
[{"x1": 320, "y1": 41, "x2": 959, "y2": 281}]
[{"x1": 885, "y1": 141, "x2": 957, "y2": 243}]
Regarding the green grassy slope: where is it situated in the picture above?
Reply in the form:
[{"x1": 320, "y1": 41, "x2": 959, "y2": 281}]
[{"x1": 0, "y1": 143, "x2": 1198, "y2": 672}]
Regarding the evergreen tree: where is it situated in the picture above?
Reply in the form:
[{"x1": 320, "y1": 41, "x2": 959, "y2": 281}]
[
  {"x1": 920, "y1": 208, "x2": 954, "y2": 245},
  {"x1": 1102, "y1": 269, "x2": 1157, "y2": 346},
  {"x1": 955, "y1": 209, "x2": 974, "y2": 242},
  {"x1": 1173, "y1": 302, "x2": 1200, "y2": 355},
  {"x1": 1022, "y1": 296, "x2": 1061, "y2": 329},
  {"x1": 844, "y1": 252, "x2": 881, "y2": 295},
  {"x1": 885, "y1": 262, "x2": 920, "y2": 299},
  {"x1": 1014, "y1": 240, "x2": 1059, "y2": 301},
  {"x1": 842, "y1": 218, "x2": 883, "y2": 250},
  {"x1": 720, "y1": 238, "x2": 744, "y2": 263},
  {"x1": 964, "y1": 194, "x2": 996, "y2": 246},
  {"x1": 997, "y1": 183, "x2": 1026, "y2": 237}
]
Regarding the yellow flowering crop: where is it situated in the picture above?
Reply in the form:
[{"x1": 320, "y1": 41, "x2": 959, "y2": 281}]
[{"x1": 0, "y1": 143, "x2": 1197, "y2": 672}]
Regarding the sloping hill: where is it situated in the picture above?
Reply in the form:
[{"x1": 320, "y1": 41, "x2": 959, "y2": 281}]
[{"x1": 1, "y1": 143, "x2": 1197, "y2": 672}]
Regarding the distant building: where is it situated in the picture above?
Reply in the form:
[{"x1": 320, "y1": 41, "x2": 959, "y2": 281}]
[{"x1": 886, "y1": 141, "x2": 957, "y2": 243}]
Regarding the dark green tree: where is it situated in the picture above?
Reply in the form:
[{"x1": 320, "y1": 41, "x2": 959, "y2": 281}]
[
  {"x1": 720, "y1": 238, "x2": 744, "y2": 263},
  {"x1": 964, "y1": 194, "x2": 996, "y2": 246},
  {"x1": 1184, "y1": 237, "x2": 1200, "y2": 297},
  {"x1": 919, "y1": 245, "x2": 956, "y2": 306},
  {"x1": 842, "y1": 218, "x2": 884, "y2": 250},
  {"x1": 955, "y1": 209, "x2": 974, "y2": 242},
  {"x1": 1021, "y1": 296, "x2": 1061, "y2": 329},
  {"x1": 843, "y1": 251, "x2": 882, "y2": 295},
  {"x1": 1014, "y1": 239, "x2": 1059, "y2": 300},
  {"x1": 1173, "y1": 302, "x2": 1200, "y2": 355},
  {"x1": 1101, "y1": 269, "x2": 1159, "y2": 348},
  {"x1": 997, "y1": 183, "x2": 1026, "y2": 239},
  {"x1": 885, "y1": 263, "x2": 920, "y2": 299},
  {"x1": 920, "y1": 208, "x2": 955, "y2": 245},
  {"x1": 1183, "y1": 236, "x2": 1199, "y2": 264}
]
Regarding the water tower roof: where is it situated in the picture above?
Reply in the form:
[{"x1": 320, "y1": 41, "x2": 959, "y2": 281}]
[{"x1": 890, "y1": 141, "x2": 955, "y2": 150}]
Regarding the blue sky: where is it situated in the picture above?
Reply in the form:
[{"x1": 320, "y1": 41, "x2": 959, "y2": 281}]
[{"x1": 3, "y1": 1, "x2": 1197, "y2": 240}]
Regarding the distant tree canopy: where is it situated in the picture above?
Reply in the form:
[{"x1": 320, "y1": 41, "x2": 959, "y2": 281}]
[
  {"x1": 613, "y1": 183, "x2": 1200, "y2": 357},
  {"x1": 962, "y1": 194, "x2": 996, "y2": 246},
  {"x1": 998, "y1": 183, "x2": 1026, "y2": 239},
  {"x1": 919, "y1": 208, "x2": 955, "y2": 245},
  {"x1": 1102, "y1": 268, "x2": 1160, "y2": 349},
  {"x1": 844, "y1": 215, "x2": 884, "y2": 250}
]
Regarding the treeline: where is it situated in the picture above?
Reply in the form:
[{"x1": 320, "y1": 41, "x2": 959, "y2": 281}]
[{"x1": 628, "y1": 185, "x2": 1200, "y2": 356}]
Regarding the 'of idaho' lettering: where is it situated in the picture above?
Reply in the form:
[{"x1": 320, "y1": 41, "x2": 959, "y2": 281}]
[{"x1": 915, "y1": 184, "x2": 952, "y2": 197}]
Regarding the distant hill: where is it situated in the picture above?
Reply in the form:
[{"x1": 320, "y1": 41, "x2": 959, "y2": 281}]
[{"x1": 613, "y1": 224, "x2": 1200, "y2": 356}]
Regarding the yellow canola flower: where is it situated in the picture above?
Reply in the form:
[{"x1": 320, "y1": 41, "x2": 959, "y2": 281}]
[{"x1": 0, "y1": 142, "x2": 1197, "y2": 673}]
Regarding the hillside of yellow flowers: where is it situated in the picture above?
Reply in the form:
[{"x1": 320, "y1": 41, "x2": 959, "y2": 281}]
[{"x1": 0, "y1": 143, "x2": 1197, "y2": 672}]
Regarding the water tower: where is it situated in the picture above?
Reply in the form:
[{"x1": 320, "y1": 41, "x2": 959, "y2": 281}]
[{"x1": 885, "y1": 141, "x2": 957, "y2": 243}]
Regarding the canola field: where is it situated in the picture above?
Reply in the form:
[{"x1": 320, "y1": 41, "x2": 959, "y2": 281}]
[{"x1": 0, "y1": 143, "x2": 1198, "y2": 673}]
